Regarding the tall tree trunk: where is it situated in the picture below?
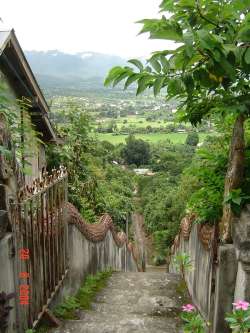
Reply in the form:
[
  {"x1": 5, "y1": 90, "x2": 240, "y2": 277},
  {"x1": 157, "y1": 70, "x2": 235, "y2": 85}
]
[{"x1": 220, "y1": 114, "x2": 245, "y2": 243}]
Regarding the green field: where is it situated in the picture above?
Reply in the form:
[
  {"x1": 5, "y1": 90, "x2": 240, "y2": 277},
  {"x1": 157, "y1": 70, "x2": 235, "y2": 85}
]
[
  {"x1": 96, "y1": 132, "x2": 210, "y2": 144},
  {"x1": 95, "y1": 115, "x2": 177, "y2": 129}
]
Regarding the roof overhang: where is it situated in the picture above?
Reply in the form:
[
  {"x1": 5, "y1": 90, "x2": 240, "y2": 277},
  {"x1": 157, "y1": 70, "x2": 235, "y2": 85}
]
[{"x1": 0, "y1": 29, "x2": 57, "y2": 142}]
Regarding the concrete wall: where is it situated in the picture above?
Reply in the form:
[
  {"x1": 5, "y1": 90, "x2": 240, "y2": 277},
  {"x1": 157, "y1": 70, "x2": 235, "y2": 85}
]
[
  {"x1": 169, "y1": 223, "x2": 246, "y2": 333},
  {"x1": 52, "y1": 225, "x2": 137, "y2": 306},
  {"x1": 0, "y1": 234, "x2": 17, "y2": 333},
  {"x1": 169, "y1": 225, "x2": 214, "y2": 321},
  {"x1": 0, "y1": 223, "x2": 137, "y2": 332}
]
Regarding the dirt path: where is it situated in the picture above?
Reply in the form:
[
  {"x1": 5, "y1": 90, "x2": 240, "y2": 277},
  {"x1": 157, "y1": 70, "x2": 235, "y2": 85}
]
[{"x1": 53, "y1": 271, "x2": 183, "y2": 333}]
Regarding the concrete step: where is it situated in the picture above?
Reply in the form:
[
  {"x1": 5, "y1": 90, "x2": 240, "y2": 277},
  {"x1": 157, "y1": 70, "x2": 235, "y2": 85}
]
[{"x1": 52, "y1": 271, "x2": 184, "y2": 333}]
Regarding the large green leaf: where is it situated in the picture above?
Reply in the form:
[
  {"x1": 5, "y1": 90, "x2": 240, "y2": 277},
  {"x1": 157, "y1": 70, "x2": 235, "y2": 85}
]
[
  {"x1": 219, "y1": 55, "x2": 236, "y2": 80},
  {"x1": 238, "y1": 26, "x2": 250, "y2": 42},
  {"x1": 177, "y1": 0, "x2": 195, "y2": 9},
  {"x1": 136, "y1": 76, "x2": 151, "y2": 96},
  {"x1": 233, "y1": 0, "x2": 250, "y2": 11},
  {"x1": 138, "y1": 18, "x2": 183, "y2": 42},
  {"x1": 159, "y1": 0, "x2": 175, "y2": 12},
  {"x1": 183, "y1": 74, "x2": 194, "y2": 94},
  {"x1": 113, "y1": 72, "x2": 129, "y2": 87},
  {"x1": 167, "y1": 78, "x2": 185, "y2": 96},
  {"x1": 124, "y1": 74, "x2": 140, "y2": 89},
  {"x1": 245, "y1": 48, "x2": 250, "y2": 65},
  {"x1": 149, "y1": 58, "x2": 162, "y2": 73},
  {"x1": 183, "y1": 31, "x2": 194, "y2": 58},
  {"x1": 128, "y1": 59, "x2": 144, "y2": 72},
  {"x1": 197, "y1": 30, "x2": 220, "y2": 51},
  {"x1": 153, "y1": 76, "x2": 166, "y2": 97},
  {"x1": 104, "y1": 66, "x2": 126, "y2": 86}
]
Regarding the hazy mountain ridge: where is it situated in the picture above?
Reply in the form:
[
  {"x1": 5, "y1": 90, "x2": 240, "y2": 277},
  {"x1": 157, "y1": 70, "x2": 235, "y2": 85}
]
[
  {"x1": 25, "y1": 50, "x2": 128, "y2": 77},
  {"x1": 25, "y1": 50, "x2": 129, "y2": 96}
]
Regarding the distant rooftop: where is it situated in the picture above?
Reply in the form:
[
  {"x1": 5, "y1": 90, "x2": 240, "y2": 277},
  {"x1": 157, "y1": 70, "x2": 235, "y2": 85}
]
[{"x1": 133, "y1": 169, "x2": 155, "y2": 176}]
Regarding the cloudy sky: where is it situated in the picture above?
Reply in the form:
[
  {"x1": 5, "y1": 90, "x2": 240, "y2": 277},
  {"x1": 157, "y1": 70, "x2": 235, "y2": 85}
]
[{"x1": 1, "y1": 0, "x2": 175, "y2": 58}]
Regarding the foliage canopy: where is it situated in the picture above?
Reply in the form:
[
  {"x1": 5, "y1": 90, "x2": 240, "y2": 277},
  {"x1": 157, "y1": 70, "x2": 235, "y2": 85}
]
[{"x1": 105, "y1": 0, "x2": 250, "y2": 125}]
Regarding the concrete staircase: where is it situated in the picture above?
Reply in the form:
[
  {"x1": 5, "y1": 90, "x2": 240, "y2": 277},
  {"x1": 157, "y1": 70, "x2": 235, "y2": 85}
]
[{"x1": 53, "y1": 271, "x2": 184, "y2": 333}]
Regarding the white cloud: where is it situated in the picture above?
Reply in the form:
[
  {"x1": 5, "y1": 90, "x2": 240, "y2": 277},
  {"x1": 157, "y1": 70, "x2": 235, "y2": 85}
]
[{"x1": 0, "y1": 0, "x2": 176, "y2": 58}]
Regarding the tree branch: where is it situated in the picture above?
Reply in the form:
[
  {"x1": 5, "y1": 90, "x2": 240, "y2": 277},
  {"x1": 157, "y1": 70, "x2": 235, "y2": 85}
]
[{"x1": 195, "y1": 0, "x2": 220, "y2": 28}]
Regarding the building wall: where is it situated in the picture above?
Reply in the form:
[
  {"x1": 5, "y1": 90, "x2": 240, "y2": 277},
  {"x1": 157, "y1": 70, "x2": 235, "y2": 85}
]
[{"x1": 25, "y1": 143, "x2": 46, "y2": 185}]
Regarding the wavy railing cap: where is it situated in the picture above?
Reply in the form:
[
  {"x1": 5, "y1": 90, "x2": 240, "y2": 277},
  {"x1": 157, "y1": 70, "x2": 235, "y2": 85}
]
[{"x1": 65, "y1": 202, "x2": 131, "y2": 249}]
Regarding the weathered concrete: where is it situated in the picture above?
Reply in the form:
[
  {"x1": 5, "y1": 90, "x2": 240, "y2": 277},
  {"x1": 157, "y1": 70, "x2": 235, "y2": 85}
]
[
  {"x1": 0, "y1": 234, "x2": 16, "y2": 333},
  {"x1": 233, "y1": 205, "x2": 250, "y2": 302},
  {"x1": 131, "y1": 213, "x2": 146, "y2": 271},
  {"x1": 213, "y1": 245, "x2": 237, "y2": 333},
  {"x1": 53, "y1": 272, "x2": 184, "y2": 333},
  {"x1": 50, "y1": 225, "x2": 137, "y2": 308},
  {"x1": 170, "y1": 218, "x2": 250, "y2": 333},
  {"x1": 170, "y1": 224, "x2": 214, "y2": 321}
]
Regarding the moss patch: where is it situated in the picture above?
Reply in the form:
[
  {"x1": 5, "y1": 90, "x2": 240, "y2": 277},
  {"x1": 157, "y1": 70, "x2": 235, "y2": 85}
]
[{"x1": 53, "y1": 269, "x2": 113, "y2": 320}]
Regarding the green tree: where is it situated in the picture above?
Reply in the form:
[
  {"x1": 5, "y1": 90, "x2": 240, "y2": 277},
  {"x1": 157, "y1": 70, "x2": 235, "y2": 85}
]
[
  {"x1": 185, "y1": 132, "x2": 199, "y2": 146},
  {"x1": 122, "y1": 134, "x2": 150, "y2": 166},
  {"x1": 46, "y1": 106, "x2": 134, "y2": 226},
  {"x1": 105, "y1": 0, "x2": 250, "y2": 242}
]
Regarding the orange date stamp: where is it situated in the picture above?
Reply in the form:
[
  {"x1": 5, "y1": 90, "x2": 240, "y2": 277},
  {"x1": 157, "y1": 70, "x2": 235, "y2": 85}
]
[{"x1": 19, "y1": 248, "x2": 30, "y2": 305}]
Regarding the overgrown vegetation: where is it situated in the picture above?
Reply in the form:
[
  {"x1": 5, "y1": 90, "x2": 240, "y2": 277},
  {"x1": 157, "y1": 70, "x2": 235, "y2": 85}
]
[
  {"x1": 53, "y1": 270, "x2": 113, "y2": 320},
  {"x1": 0, "y1": 83, "x2": 43, "y2": 174},
  {"x1": 105, "y1": 0, "x2": 250, "y2": 243},
  {"x1": 46, "y1": 105, "x2": 134, "y2": 228}
]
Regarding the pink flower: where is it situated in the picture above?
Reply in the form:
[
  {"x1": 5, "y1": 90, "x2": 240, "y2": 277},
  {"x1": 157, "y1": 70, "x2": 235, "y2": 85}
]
[
  {"x1": 182, "y1": 304, "x2": 196, "y2": 312},
  {"x1": 233, "y1": 300, "x2": 250, "y2": 311}
]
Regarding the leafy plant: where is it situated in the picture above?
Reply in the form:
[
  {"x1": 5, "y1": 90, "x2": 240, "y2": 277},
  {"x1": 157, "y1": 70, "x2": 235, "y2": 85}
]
[
  {"x1": 0, "y1": 83, "x2": 43, "y2": 174},
  {"x1": 174, "y1": 253, "x2": 210, "y2": 332},
  {"x1": 53, "y1": 296, "x2": 80, "y2": 320},
  {"x1": 224, "y1": 189, "x2": 250, "y2": 216},
  {"x1": 46, "y1": 105, "x2": 135, "y2": 227},
  {"x1": 185, "y1": 132, "x2": 199, "y2": 146},
  {"x1": 173, "y1": 253, "x2": 193, "y2": 277},
  {"x1": 181, "y1": 304, "x2": 206, "y2": 333},
  {"x1": 185, "y1": 135, "x2": 227, "y2": 225},
  {"x1": 225, "y1": 301, "x2": 250, "y2": 333},
  {"x1": 105, "y1": 0, "x2": 250, "y2": 241},
  {"x1": 53, "y1": 270, "x2": 113, "y2": 320}
]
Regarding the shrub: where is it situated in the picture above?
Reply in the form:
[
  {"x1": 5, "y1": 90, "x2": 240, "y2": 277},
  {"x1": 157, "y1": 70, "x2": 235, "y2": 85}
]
[{"x1": 185, "y1": 132, "x2": 199, "y2": 146}]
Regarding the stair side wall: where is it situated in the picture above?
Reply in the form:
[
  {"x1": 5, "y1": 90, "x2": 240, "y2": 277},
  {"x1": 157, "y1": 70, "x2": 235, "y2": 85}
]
[
  {"x1": 50, "y1": 225, "x2": 137, "y2": 308},
  {"x1": 169, "y1": 224, "x2": 214, "y2": 321},
  {"x1": 169, "y1": 224, "x2": 240, "y2": 333}
]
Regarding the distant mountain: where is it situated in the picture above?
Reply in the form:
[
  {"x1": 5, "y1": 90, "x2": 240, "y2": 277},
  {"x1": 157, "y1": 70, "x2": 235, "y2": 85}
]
[
  {"x1": 25, "y1": 50, "x2": 128, "y2": 96},
  {"x1": 26, "y1": 50, "x2": 127, "y2": 79}
]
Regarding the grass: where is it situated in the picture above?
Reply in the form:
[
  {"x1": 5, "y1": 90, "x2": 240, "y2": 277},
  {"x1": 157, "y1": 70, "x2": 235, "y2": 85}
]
[
  {"x1": 115, "y1": 116, "x2": 172, "y2": 129},
  {"x1": 25, "y1": 327, "x2": 50, "y2": 333},
  {"x1": 94, "y1": 115, "x2": 181, "y2": 130},
  {"x1": 96, "y1": 132, "x2": 210, "y2": 144},
  {"x1": 53, "y1": 269, "x2": 113, "y2": 320}
]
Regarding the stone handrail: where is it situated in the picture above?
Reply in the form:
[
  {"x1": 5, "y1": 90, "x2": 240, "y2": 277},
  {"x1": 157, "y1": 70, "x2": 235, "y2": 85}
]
[{"x1": 65, "y1": 202, "x2": 136, "y2": 253}]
